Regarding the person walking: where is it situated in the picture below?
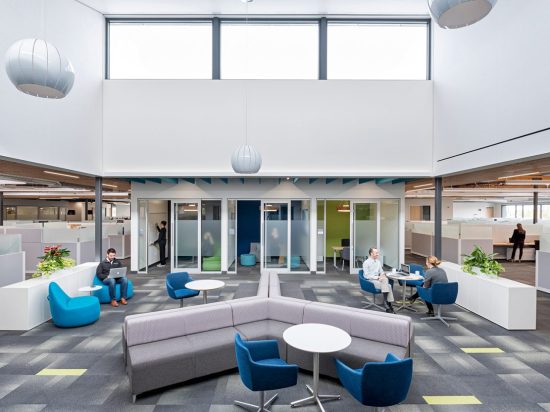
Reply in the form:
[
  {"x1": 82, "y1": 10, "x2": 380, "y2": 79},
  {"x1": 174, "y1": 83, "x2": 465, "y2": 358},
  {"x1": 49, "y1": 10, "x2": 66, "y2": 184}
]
[
  {"x1": 154, "y1": 221, "x2": 167, "y2": 267},
  {"x1": 509, "y1": 223, "x2": 526, "y2": 263}
]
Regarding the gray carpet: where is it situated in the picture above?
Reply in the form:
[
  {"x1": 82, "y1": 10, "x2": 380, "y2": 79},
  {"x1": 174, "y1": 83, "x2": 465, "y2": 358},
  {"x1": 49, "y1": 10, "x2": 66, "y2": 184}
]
[{"x1": 2, "y1": 265, "x2": 550, "y2": 411}]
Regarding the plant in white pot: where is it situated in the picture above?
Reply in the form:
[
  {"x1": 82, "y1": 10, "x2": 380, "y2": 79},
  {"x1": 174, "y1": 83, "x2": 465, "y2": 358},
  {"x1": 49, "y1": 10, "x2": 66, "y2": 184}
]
[{"x1": 462, "y1": 245, "x2": 505, "y2": 277}]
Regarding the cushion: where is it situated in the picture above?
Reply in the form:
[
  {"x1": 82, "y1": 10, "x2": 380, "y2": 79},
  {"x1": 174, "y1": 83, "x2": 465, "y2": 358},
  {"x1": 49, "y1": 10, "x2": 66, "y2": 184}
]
[
  {"x1": 187, "y1": 327, "x2": 238, "y2": 376},
  {"x1": 235, "y1": 320, "x2": 293, "y2": 361},
  {"x1": 183, "y1": 303, "x2": 233, "y2": 335},
  {"x1": 229, "y1": 298, "x2": 269, "y2": 326},
  {"x1": 302, "y1": 302, "x2": 352, "y2": 333},
  {"x1": 268, "y1": 297, "x2": 309, "y2": 324},
  {"x1": 269, "y1": 273, "x2": 281, "y2": 297},
  {"x1": 348, "y1": 310, "x2": 412, "y2": 348}
]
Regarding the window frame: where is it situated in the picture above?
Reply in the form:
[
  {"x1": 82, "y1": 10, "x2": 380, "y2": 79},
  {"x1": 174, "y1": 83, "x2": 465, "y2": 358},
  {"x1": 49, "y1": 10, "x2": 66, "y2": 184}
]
[{"x1": 105, "y1": 17, "x2": 431, "y2": 80}]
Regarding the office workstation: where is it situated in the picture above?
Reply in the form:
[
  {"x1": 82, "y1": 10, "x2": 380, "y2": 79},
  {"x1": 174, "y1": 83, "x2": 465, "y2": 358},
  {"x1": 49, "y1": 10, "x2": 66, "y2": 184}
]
[{"x1": 1, "y1": 0, "x2": 550, "y2": 410}]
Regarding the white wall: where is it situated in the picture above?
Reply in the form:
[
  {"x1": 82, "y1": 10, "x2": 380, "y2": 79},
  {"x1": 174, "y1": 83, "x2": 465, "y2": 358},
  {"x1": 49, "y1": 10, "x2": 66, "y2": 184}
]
[
  {"x1": 0, "y1": 0, "x2": 104, "y2": 175},
  {"x1": 103, "y1": 80, "x2": 433, "y2": 177},
  {"x1": 405, "y1": 198, "x2": 453, "y2": 221},
  {"x1": 433, "y1": 0, "x2": 550, "y2": 175},
  {"x1": 452, "y1": 201, "x2": 500, "y2": 219}
]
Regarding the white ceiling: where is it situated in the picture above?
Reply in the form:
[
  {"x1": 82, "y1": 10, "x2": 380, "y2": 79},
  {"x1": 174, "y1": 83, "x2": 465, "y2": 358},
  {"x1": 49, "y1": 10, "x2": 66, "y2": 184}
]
[{"x1": 75, "y1": 0, "x2": 429, "y2": 16}]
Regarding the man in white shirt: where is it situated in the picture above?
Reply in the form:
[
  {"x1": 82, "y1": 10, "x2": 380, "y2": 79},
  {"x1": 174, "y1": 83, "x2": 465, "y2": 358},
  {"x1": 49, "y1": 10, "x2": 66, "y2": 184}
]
[{"x1": 362, "y1": 247, "x2": 395, "y2": 313}]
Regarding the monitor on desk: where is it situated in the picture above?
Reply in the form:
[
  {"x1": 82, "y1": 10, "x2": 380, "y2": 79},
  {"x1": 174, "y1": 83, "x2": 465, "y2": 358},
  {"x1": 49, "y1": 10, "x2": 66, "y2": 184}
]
[{"x1": 400, "y1": 263, "x2": 410, "y2": 275}]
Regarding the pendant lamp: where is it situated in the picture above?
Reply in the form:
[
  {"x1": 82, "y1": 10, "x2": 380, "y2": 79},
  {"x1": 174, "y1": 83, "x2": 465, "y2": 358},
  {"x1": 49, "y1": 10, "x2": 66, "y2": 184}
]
[
  {"x1": 428, "y1": 0, "x2": 497, "y2": 29},
  {"x1": 231, "y1": 0, "x2": 262, "y2": 174},
  {"x1": 5, "y1": 38, "x2": 75, "y2": 99}
]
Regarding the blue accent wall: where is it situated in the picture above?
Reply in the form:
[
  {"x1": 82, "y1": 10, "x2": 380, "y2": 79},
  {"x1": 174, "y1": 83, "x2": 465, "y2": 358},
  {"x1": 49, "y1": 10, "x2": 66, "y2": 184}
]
[{"x1": 237, "y1": 200, "x2": 261, "y2": 257}]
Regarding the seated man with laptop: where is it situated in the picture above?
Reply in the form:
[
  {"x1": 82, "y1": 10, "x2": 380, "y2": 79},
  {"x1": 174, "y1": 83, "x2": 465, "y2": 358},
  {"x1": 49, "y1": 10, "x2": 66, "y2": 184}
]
[{"x1": 96, "y1": 247, "x2": 129, "y2": 307}]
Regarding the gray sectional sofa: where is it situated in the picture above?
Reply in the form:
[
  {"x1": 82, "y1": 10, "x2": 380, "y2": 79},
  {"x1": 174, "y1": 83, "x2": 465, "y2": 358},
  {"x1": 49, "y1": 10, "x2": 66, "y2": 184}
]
[{"x1": 123, "y1": 271, "x2": 413, "y2": 401}]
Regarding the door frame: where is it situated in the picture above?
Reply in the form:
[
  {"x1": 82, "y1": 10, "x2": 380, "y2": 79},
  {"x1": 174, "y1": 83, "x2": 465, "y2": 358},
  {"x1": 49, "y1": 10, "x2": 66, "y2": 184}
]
[
  {"x1": 350, "y1": 199, "x2": 381, "y2": 275},
  {"x1": 261, "y1": 200, "x2": 291, "y2": 273}
]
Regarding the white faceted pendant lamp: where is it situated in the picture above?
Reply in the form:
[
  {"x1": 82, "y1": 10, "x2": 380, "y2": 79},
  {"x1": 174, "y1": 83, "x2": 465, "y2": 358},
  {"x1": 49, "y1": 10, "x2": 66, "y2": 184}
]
[
  {"x1": 5, "y1": 38, "x2": 75, "y2": 99},
  {"x1": 428, "y1": 0, "x2": 497, "y2": 29},
  {"x1": 231, "y1": 144, "x2": 262, "y2": 174}
]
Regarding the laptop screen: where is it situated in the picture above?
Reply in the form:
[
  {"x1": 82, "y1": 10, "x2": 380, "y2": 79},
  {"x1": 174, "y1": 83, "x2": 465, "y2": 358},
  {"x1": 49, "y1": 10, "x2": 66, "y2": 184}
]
[{"x1": 400, "y1": 264, "x2": 410, "y2": 274}]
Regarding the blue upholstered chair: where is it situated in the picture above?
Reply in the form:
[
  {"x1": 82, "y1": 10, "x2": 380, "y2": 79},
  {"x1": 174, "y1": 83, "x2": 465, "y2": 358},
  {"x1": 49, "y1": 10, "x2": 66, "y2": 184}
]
[
  {"x1": 234, "y1": 333, "x2": 298, "y2": 412},
  {"x1": 399, "y1": 263, "x2": 425, "y2": 299},
  {"x1": 417, "y1": 282, "x2": 459, "y2": 327},
  {"x1": 48, "y1": 282, "x2": 100, "y2": 328},
  {"x1": 240, "y1": 254, "x2": 257, "y2": 266},
  {"x1": 335, "y1": 353, "x2": 413, "y2": 411},
  {"x1": 358, "y1": 270, "x2": 385, "y2": 311},
  {"x1": 166, "y1": 272, "x2": 200, "y2": 307},
  {"x1": 92, "y1": 276, "x2": 134, "y2": 304}
]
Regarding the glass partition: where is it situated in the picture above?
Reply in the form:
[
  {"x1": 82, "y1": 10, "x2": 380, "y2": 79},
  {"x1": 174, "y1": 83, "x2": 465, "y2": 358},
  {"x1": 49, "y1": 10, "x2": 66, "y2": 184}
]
[
  {"x1": 17, "y1": 206, "x2": 38, "y2": 221},
  {"x1": 201, "y1": 200, "x2": 222, "y2": 272},
  {"x1": 380, "y1": 200, "x2": 399, "y2": 268},
  {"x1": 0, "y1": 234, "x2": 22, "y2": 255},
  {"x1": 317, "y1": 200, "x2": 325, "y2": 273},
  {"x1": 291, "y1": 200, "x2": 310, "y2": 272},
  {"x1": 38, "y1": 207, "x2": 59, "y2": 220},
  {"x1": 138, "y1": 200, "x2": 148, "y2": 272},
  {"x1": 174, "y1": 202, "x2": 199, "y2": 269},
  {"x1": 263, "y1": 202, "x2": 288, "y2": 269},
  {"x1": 353, "y1": 202, "x2": 378, "y2": 269},
  {"x1": 228, "y1": 199, "x2": 237, "y2": 272}
]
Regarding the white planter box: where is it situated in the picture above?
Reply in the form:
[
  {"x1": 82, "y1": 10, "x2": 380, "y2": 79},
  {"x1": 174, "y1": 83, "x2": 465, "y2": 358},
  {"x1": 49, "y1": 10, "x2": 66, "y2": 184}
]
[
  {"x1": 440, "y1": 262, "x2": 536, "y2": 330},
  {"x1": 0, "y1": 262, "x2": 97, "y2": 331}
]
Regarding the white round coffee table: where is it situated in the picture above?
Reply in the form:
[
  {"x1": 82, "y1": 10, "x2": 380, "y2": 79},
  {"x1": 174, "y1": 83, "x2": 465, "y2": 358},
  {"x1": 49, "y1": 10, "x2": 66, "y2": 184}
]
[
  {"x1": 386, "y1": 272, "x2": 424, "y2": 312},
  {"x1": 185, "y1": 280, "x2": 225, "y2": 304},
  {"x1": 283, "y1": 323, "x2": 351, "y2": 412},
  {"x1": 78, "y1": 285, "x2": 102, "y2": 296}
]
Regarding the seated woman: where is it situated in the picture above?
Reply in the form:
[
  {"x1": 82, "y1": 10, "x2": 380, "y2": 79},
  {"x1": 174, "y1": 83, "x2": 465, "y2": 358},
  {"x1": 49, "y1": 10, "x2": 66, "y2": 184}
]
[{"x1": 408, "y1": 255, "x2": 448, "y2": 316}]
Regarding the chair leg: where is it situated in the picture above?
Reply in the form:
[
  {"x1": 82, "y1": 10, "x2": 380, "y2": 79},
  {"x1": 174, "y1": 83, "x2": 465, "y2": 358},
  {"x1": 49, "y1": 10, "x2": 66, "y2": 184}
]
[
  {"x1": 235, "y1": 391, "x2": 278, "y2": 412},
  {"x1": 421, "y1": 305, "x2": 457, "y2": 327},
  {"x1": 179, "y1": 299, "x2": 183, "y2": 308},
  {"x1": 362, "y1": 293, "x2": 386, "y2": 311}
]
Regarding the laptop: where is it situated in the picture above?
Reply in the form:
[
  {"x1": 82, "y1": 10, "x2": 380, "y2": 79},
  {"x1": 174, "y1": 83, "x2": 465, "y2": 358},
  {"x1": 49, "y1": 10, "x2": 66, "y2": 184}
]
[
  {"x1": 108, "y1": 267, "x2": 127, "y2": 279},
  {"x1": 400, "y1": 264, "x2": 411, "y2": 276}
]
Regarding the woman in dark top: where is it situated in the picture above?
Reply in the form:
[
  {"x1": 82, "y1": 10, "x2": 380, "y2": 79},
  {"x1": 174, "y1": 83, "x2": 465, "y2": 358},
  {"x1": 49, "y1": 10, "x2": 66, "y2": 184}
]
[
  {"x1": 408, "y1": 255, "x2": 448, "y2": 316},
  {"x1": 154, "y1": 221, "x2": 167, "y2": 267},
  {"x1": 509, "y1": 223, "x2": 526, "y2": 263}
]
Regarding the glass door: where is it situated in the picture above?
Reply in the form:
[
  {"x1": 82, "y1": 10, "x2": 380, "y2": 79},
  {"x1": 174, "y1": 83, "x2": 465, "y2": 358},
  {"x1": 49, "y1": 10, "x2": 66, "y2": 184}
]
[
  {"x1": 262, "y1": 201, "x2": 289, "y2": 271},
  {"x1": 380, "y1": 200, "x2": 400, "y2": 269},
  {"x1": 316, "y1": 200, "x2": 325, "y2": 273},
  {"x1": 228, "y1": 199, "x2": 237, "y2": 273},
  {"x1": 290, "y1": 200, "x2": 310, "y2": 272},
  {"x1": 351, "y1": 201, "x2": 379, "y2": 274},
  {"x1": 138, "y1": 199, "x2": 148, "y2": 273},
  {"x1": 201, "y1": 200, "x2": 222, "y2": 272},
  {"x1": 173, "y1": 201, "x2": 199, "y2": 272}
]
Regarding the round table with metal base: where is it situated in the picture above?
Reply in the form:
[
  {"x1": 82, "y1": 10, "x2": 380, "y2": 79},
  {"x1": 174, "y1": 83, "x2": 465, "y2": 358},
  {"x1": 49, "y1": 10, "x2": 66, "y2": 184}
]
[
  {"x1": 185, "y1": 280, "x2": 225, "y2": 304},
  {"x1": 283, "y1": 323, "x2": 351, "y2": 412},
  {"x1": 386, "y1": 272, "x2": 423, "y2": 313},
  {"x1": 78, "y1": 285, "x2": 102, "y2": 296}
]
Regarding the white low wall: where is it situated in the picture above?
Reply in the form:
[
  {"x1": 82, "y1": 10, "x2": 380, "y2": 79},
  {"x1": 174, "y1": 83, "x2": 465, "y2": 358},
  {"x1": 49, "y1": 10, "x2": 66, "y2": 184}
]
[
  {"x1": 0, "y1": 262, "x2": 97, "y2": 331},
  {"x1": 0, "y1": 252, "x2": 25, "y2": 287},
  {"x1": 440, "y1": 262, "x2": 537, "y2": 330}
]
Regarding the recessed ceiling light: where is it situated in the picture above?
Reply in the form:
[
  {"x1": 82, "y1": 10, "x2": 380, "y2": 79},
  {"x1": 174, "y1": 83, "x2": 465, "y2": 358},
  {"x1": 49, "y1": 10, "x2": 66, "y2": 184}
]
[
  {"x1": 413, "y1": 183, "x2": 434, "y2": 188},
  {"x1": 102, "y1": 183, "x2": 118, "y2": 188},
  {"x1": 0, "y1": 179, "x2": 25, "y2": 185},
  {"x1": 44, "y1": 170, "x2": 79, "y2": 179}
]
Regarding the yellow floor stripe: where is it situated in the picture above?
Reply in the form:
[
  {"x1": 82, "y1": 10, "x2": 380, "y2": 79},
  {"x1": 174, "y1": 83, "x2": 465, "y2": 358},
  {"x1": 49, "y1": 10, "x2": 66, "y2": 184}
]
[
  {"x1": 36, "y1": 368, "x2": 86, "y2": 376},
  {"x1": 461, "y1": 347, "x2": 504, "y2": 354},
  {"x1": 423, "y1": 396, "x2": 482, "y2": 405}
]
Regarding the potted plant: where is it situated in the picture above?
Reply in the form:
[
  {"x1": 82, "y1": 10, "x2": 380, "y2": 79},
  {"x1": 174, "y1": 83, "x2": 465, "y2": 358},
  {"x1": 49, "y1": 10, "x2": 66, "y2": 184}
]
[
  {"x1": 33, "y1": 245, "x2": 76, "y2": 278},
  {"x1": 462, "y1": 245, "x2": 504, "y2": 277}
]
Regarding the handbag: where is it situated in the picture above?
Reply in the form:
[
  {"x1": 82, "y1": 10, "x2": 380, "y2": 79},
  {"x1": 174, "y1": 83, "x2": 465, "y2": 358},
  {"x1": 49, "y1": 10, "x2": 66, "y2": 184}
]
[{"x1": 508, "y1": 237, "x2": 513, "y2": 243}]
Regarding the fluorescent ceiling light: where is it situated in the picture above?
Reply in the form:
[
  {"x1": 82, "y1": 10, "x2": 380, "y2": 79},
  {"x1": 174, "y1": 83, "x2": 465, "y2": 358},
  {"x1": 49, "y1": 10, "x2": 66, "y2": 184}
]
[
  {"x1": 497, "y1": 172, "x2": 540, "y2": 180},
  {"x1": 102, "y1": 183, "x2": 118, "y2": 188},
  {"x1": 43, "y1": 170, "x2": 80, "y2": 179},
  {"x1": 0, "y1": 179, "x2": 25, "y2": 185},
  {"x1": 413, "y1": 183, "x2": 434, "y2": 188}
]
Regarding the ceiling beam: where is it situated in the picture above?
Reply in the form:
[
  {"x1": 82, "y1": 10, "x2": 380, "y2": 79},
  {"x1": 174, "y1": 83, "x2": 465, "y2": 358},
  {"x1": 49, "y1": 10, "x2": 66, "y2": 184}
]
[
  {"x1": 342, "y1": 178, "x2": 355, "y2": 184},
  {"x1": 162, "y1": 178, "x2": 179, "y2": 184},
  {"x1": 200, "y1": 178, "x2": 212, "y2": 184},
  {"x1": 219, "y1": 178, "x2": 228, "y2": 184},
  {"x1": 147, "y1": 178, "x2": 162, "y2": 184},
  {"x1": 309, "y1": 178, "x2": 318, "y2": 184},
  {"x1": 375, "y1": 178, "x2": 394, "y2": 185},
  {"x1": 358, "y1": 178, "x2": 374, "y2": 184},
  {"x1": 181, "y1": 178, "x2": 195, "y2": 184},
  {"x1": 325, "y1": 178, "x2": 337, "y2": 184}
]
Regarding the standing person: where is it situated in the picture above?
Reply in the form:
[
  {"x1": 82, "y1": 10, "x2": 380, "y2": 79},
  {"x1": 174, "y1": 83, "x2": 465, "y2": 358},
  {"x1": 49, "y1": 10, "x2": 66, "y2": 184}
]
[
  {"x1": 509, "y1": 223, "x2": 526, "y2": 263},
  {"x1": 408, "y1": 256, "x2": 448, "y2": 316},
  {"x1": 154, "y1": 221, "x2": 167, "y2": 267},
  {"x1": 362, "y1": 247, "x2": 395, "y2": 313},
  {"x1": 96, "y1": 248, "x2": 128, "y2": 307}
]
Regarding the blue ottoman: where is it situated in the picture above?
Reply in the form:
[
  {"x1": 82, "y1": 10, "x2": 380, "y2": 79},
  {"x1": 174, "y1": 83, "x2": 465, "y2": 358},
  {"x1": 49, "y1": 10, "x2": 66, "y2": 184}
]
[
  {"x1": 240, "y1": 254, "x2": 257, "y2": 266},
  {"x1": 92, "y1": 276, "x2": 134, "y2": 303},
  {"x1": 48, "y1": 282, "x2": 100, "y2": 328}
]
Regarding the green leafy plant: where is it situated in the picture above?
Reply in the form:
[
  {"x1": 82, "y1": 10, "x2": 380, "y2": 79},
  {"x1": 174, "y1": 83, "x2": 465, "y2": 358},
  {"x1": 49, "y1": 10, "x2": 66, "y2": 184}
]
[
  {"x1": 462, "y1": 245, "x2": 505, "y2": 276},
  {"x1": 32, "y1": 245, "x2": 75, "y2": 278}
]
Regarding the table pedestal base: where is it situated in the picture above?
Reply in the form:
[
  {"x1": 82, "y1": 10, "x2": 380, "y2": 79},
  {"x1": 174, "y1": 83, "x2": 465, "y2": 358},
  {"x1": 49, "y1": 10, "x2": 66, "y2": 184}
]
[
  {"x1": 203, "y1": 290, "x2": 208, "y2": 304},
  {"x1": 235, "y1": 392, "x2": 278, "y2": 412},
  {"x1": 291, "y1": 385, "x2": 340, "y2": 412}
]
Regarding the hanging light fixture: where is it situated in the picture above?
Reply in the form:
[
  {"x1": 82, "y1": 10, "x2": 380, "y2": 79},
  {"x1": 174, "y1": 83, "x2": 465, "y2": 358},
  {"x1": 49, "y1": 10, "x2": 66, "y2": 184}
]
[
  {"x1": 428, "y1": 0, "x2": 497, "y2": 29},
  {"x1": 337, "y1": 203, "x2": 350, "y2": 213},
  {"x1": 231, "y1": 0, "x2": 262, "y2": 174}
]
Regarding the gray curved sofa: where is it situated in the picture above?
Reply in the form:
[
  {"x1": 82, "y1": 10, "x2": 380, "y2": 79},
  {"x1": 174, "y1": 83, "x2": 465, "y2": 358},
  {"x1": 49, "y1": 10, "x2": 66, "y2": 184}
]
[{"x1": 123, "y1": 271, "x2": 413, "y2": 401}]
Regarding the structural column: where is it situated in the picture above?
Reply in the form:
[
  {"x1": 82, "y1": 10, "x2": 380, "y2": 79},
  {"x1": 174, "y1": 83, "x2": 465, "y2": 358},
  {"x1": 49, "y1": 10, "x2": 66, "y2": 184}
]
[
  {"x1": 0, "y1": 192, "x2": 4, "y2": 226},
  {"x1": 533, "y1": 191, "x2": 539, "y2": 224},
  {"x1": 95, "y1": 177, "x2": 103, "y2": 261},
  {"x1": 434, "y1": 177, "x2": 443, "y2": 258}
]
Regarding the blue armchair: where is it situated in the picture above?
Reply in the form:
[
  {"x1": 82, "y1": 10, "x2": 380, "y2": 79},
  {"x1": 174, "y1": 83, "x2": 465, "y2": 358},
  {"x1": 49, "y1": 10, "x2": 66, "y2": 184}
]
[
  {"x1": 48, "y1": 282, "x2": 100, "y2": 328},
  {"x1": 417, "y1": 282, "x2": 459, "y2": 327},
  {"x1": 358, "y1": 270, "x2": 385, "y2": 311},
  {"x1": 92, "y1": 276, "x2": 134, "y2": 304},
  {"x1": 399, "y1": 263, "x2": 425, "y2": 299},
  {"x1": 336, "y1": 353, "x2": 413, "y2": 410},
  {"x1": 166, "y1": 272, "x2": 200, "y2": 307},
  {"x1": 234, "y1": 333, "x2": 298, "y2": 411}
]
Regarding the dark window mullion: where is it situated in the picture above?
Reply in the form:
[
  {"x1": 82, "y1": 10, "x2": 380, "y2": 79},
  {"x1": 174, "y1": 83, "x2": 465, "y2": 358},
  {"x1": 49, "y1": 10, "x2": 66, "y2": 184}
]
[{"x1": 212, "y1": 17, "x2": 221, "y2": 79}]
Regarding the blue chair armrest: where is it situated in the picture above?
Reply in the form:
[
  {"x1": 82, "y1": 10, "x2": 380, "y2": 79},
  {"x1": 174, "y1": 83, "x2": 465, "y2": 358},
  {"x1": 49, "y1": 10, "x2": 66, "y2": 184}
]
[
  {"x1": 335, "y1": 359, "x2": 363, "y2": 402},
  {"x1": 416, "y1": 286, "x2": 432, "y2": 303},
  {"x1": 246, "y1": 339, "x2": 280, "y2": 361},
  {"x1": 250, "y1": 362, "x2": 299, "y2": 389},
  {"x1": 166, "y1": 280, "x2": 175, "y2": 292},
  {"x1": 385, "y1": 353, "x2": 401, "y2": 363}
]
